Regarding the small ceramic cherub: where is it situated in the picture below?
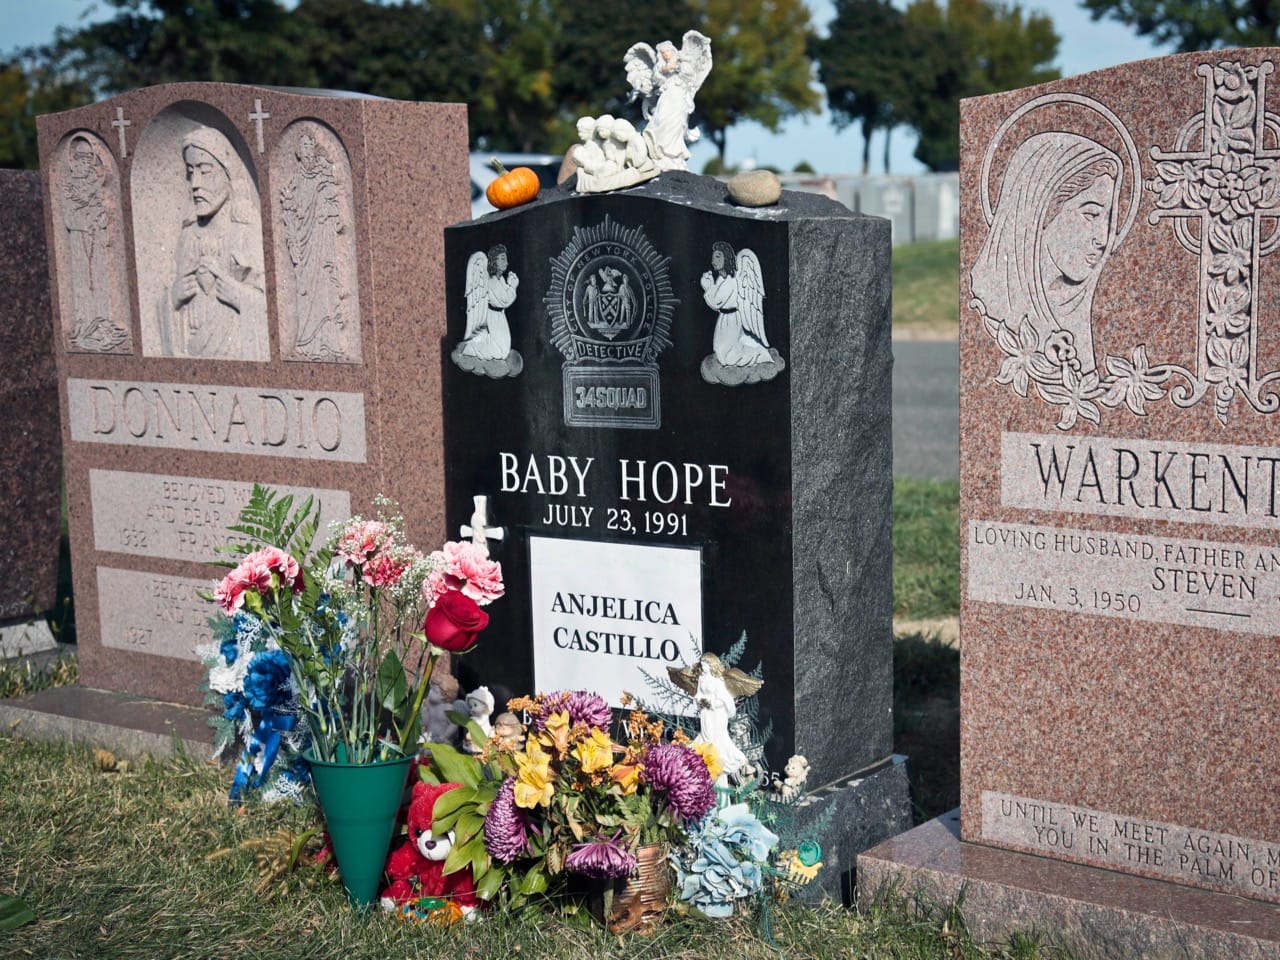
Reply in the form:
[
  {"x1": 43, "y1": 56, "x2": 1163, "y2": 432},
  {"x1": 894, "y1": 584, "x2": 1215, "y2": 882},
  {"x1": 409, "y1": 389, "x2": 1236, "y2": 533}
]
[
  {"x1": 772, "y1": 754, "x2": 810, "y2": 802},
  {"x1": 490, "y1": 711, "x2": 525, "y2": 751},
  {"x1": 462, "y1": 686, "x2": 495, "y2": 754}
]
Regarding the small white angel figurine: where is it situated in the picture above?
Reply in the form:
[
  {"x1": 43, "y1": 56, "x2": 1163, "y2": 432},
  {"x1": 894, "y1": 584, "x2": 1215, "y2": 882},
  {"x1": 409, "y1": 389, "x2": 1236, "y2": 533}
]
[
  {"x1": 624, "y1": 30, "x2": 712, "y2": 171},
  {"x1": 667, "y1": 653, "x2": 763, "y2": 783}
]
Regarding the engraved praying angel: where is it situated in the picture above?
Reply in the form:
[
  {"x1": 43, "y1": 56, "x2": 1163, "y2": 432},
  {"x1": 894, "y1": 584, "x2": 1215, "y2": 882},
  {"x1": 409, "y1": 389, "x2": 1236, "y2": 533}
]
[
  {"x1": 452, "y1": 244, "x2": 523, "y2": 378},
  {"x1": 699, "y1": 241, "x2": 786, "y2": 386}
]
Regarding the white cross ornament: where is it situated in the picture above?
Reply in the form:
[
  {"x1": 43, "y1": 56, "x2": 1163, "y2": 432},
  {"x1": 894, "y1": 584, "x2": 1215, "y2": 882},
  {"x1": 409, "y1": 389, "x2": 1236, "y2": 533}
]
[{"x1": 459, "y1": 495, "x2": 505, "y2": 555}]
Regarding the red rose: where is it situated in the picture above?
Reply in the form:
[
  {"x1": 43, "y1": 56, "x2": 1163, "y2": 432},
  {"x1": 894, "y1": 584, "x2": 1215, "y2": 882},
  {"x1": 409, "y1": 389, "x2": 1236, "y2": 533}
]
[{"x1": 424, "y1": 589, "x2": 489, "y2": 652}]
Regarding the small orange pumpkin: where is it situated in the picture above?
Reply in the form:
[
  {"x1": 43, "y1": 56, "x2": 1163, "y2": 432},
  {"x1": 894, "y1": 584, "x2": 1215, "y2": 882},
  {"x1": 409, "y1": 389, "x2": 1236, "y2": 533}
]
[{"x1": 486, "y1": 159, "x2": 540, "y2": 210}]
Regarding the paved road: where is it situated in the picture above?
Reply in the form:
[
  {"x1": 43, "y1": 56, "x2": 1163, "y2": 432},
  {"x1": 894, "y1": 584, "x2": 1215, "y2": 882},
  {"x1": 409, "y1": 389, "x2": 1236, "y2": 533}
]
[{"x1": 892, "y1": 339, "x2": 959, "y2": 481}]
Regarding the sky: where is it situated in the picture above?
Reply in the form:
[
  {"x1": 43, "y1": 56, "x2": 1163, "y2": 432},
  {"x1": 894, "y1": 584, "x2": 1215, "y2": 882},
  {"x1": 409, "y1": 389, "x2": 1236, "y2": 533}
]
[{"x1": 5, "y1": 0, "x2": 1167, "y2": 175}]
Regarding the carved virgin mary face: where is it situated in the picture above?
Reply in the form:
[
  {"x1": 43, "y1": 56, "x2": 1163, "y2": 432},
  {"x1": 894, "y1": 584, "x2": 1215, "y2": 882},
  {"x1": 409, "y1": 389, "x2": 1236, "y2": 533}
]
[
  {"x1": 183, "y1": 145, "x2": 231, "y2": 220},
  {"x1": 1041, "y1": 174, "x2": 1116, "y2": 286}
]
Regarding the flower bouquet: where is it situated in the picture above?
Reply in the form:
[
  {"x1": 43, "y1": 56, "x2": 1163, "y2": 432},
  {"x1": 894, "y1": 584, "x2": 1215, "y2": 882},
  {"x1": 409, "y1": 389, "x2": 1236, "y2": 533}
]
[
  {"x1": 419, "y1": 692, "x2": 720, "y2": 929},
  {"x1": 202, "y1": 486, "x2": 503, "y2": 904},
  {"x1": 207, "y1": 487, "x2": 503, "y2": 768}
]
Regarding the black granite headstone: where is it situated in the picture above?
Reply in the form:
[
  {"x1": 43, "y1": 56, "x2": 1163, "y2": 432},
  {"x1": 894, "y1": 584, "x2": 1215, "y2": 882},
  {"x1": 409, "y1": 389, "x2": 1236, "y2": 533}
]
[{"x1": 442, "y1": 172, "x2": 902, "y2": 814}]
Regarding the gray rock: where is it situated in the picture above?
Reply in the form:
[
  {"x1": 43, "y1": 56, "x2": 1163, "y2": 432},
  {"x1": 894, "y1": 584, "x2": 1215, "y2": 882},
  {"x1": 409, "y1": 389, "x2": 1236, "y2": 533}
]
[{"x1": 727, "y1": 169, "x2": 782, "y2": 207}]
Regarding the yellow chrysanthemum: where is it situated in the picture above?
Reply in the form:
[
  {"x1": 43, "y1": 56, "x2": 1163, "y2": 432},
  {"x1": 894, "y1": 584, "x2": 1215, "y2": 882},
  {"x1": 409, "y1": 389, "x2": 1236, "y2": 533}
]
[
  {"x1": 610, "y1": 763, "x2": 641, "y2": 795},
  {"x1": 539, "y1": 710, "x2": 571, "y2": 758},
  {"x1": 573, "y1": 728, "x2": 614, "y2": 774},
  {"x1": 513, "y1": 739, "x2": 555, "y2": 809},
  {"x1": 690, "y1": 740, "x2": 723, "y2": 782}
]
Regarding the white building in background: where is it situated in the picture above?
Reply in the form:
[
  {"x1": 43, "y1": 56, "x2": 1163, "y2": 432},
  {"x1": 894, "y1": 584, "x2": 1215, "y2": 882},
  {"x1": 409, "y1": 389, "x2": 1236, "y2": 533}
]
[{"x1": 780, "y1": 172, "x2": 960, "y2": 246}]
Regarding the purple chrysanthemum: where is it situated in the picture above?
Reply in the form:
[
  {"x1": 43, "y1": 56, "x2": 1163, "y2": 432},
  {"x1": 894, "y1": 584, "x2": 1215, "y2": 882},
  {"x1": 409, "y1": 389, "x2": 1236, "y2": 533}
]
[
  {"x1": 483, "y1": 778, "x2": 531, "y2": 863},
  {"x1": 642, "y1": 743, "x2": 716, "y2": 822},
  {"x1": 565, "y1": 835, "x2": 638, "y2": 879},
  {"x1": 534, "y1": 690, "x2": 612, "y2": 731}
]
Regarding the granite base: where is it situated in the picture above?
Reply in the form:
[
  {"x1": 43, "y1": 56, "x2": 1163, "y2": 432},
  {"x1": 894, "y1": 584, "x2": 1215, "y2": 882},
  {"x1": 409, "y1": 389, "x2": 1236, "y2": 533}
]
[
  {"x1": 0, "y1": 685, "x2": 217, "y2": 759},
  {"x1": 792, "y1": 754, "x2": 913, "y2": 903},
  {"x1": 858, "y1": 811, "x2": 1280, "y2": 959}
]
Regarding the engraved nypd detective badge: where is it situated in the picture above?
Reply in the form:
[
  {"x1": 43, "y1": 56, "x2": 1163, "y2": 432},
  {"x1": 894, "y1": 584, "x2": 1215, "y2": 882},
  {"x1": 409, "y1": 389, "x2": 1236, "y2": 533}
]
[{"x1": 545, "y1": 216, "x2": 676, "y2": 429}]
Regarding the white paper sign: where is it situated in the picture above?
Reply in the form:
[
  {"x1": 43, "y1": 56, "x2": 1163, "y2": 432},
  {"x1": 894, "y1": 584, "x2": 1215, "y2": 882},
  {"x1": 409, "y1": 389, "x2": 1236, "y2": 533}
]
[{"x1": 528, "y1": 536, "x2": 702, "y2": 712}]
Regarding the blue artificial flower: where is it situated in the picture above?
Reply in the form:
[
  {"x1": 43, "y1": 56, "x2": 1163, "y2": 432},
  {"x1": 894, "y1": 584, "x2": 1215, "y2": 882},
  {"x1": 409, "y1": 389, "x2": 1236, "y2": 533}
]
[
  {"x1": 672, "y1": 803, "x2": 777, "y2": 917},
  {"x1": 219, "y1": 637, "x2": 239, "y2": 666},
  {"x1": 243, "y1": 650, "x2": 292, "y2": 712},
  {"x1": 717, "y1": 804, "x2": 779, "y2": 862},
  {"x1": 223, "y1": 690, "x2": 247, "y2": 723}
]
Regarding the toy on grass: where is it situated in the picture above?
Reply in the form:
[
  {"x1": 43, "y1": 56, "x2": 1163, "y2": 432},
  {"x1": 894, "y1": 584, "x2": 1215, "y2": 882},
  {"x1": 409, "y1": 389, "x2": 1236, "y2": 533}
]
[{"x1": 379, "y1": 781, "x2": 480, "y2": 920}]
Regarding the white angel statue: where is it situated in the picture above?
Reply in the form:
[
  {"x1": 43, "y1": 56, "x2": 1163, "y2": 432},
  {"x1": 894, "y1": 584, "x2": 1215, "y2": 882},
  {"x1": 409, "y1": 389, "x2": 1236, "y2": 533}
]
[
  {"x1": 668, "y1": 653, "x2": 763, "y2": 783},
  {"x1": 624, "y1": 30, "x2": 712, "y2": 171},
  {"x1": 452, "y1": 244, "x2": 523, "y2": 378}
]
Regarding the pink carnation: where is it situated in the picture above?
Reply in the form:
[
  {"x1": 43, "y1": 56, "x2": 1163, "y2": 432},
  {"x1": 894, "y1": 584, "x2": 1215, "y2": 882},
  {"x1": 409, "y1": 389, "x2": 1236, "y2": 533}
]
[
  {"x1": 423, "y1": 541, "x2": 504, "y2": 607},
  {"x1": 368, "y1": 547, "x2": 419, "y2": 588},
  {"x1": 257, "y1": 546, "x2": 305, "y2": 593},
  {"x1": 334, "y1": 519, "x2": 391, "y2": 572},
  {"x1": 214, "y1": 551, "x2": 273, "y2": 614}
]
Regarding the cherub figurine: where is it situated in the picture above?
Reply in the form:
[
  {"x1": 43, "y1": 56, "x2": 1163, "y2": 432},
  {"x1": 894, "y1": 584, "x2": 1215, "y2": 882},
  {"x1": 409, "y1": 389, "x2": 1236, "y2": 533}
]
[
  {"x1": 462, "y1": 686, "x2": 495, "y2": 754},
  {"x1": 667, "y1": 653, "x2": 762, "y2": 782},
  {"x1": 772, "y1": 754, "x2": 810, "y2": 802},
  {"x1": 490, "y1": 711, "x2": 525, "y2": 751},
  {"x1": 624, "y1": 31, "x2": 712, "y2": 171},
  {"x1": 571, "y1": 113, "x2": 659, "y2": 193}
]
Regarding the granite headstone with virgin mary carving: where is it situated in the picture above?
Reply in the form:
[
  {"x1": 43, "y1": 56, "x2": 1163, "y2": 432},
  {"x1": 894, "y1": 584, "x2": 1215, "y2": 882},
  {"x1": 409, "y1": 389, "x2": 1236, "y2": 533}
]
[{"x1": 860, "y1": 50, "x2": 1280, "y2": 955}]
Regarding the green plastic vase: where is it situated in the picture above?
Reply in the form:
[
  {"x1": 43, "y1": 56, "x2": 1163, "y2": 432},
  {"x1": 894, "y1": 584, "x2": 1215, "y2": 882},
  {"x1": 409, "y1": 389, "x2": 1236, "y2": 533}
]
[{"x1": 308, "y1": 750, "x2": 414, "y2": 907}]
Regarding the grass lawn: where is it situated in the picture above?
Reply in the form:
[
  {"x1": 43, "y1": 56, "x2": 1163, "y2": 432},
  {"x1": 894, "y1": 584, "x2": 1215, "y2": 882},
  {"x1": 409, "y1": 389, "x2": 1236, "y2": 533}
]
[
  {"x1": 893, "y1": 477, "x2": 960, "y2": 621},
  {"x1": 0, "y1": 734, "x2": 1065, "y2": 959},
  {"x1": 893, "y1": 238, "x2": 959, "y2": 337}
]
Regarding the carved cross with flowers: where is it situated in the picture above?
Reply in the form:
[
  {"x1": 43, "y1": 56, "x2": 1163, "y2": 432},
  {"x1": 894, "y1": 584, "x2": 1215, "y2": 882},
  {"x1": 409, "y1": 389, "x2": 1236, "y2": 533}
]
[{"x1": 1146, "y1": 60, "x2": 1280, "y2": 422}]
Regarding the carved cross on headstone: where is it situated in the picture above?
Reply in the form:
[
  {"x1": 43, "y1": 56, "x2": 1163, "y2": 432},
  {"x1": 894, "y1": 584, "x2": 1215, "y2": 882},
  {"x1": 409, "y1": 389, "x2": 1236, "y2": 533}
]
[
  {"x1": 1146, "y1": 59, "x2": 1280, "y2": 420},
  {"x1": 111, "y1": 108, "x2": 131, "y2": 158},
  {"x1": 249, "y1": 99, "x2": 270, "y2": 155},
  {"x1": 460, "y1": 495, "x2": 505, "y2": 555}
]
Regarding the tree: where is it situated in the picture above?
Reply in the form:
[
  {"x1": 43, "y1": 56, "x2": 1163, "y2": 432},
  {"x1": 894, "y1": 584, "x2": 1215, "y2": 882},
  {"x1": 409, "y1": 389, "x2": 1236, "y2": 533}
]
[
  {"x1": 551, "y1": 0, "x2": 692, "y2": 124},
  {"x1": 0, "y1": 55, "x2": 93, "y2": 169},
  {"x1": 691, "y1": 0, "x2": 822, "y2": 165},
  {"x1": 6, "y1": 0, "x2": 822, "y2": 163},
  {"x1": 1082, "y1": 0, "x2": 1280, "y2": 50},
  {"x1": 901, "y1": 0, "x2": 1060, "y2": 170},
  {"x1": 813, "y1": 0, "x2": 913, "y2": 175},
  {"x1": 45, "y1": 0, "x2": 314, "y2": 98}
]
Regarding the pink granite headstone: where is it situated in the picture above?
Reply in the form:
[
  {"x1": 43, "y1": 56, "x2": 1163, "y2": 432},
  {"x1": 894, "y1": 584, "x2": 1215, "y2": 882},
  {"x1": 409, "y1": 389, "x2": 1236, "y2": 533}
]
[
  {"x1": 0, "y1": 171, "x2": 62, "y2": 626},
  {"x1": 37, "y1": 83, "x2": 468, "y2": 705},
  {"x1": 960, "y1": 50, "x2": 1280, "y2": 903}
]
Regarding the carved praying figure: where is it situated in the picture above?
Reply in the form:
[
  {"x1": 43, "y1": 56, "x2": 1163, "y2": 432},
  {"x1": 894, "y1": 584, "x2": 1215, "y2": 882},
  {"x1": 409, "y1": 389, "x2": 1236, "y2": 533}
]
[
  {"x1": 700, "y1": 241, "x2": 786, "y2": 385},
  {"x1": 453, "y1": 244, "x2": 523, "y2": 378},
  {"x1": 61, "y1": 135, "x2": 128, "y2": 352},
  {"x1": 624, "y1": 31, "x2": 712, "y2": 171},
  {"x1": 280, "y1": 127, "x2": 355, "y2": 361},
  {"x1": 156, "y1": 125, "x2": 268, "y2": 360}
]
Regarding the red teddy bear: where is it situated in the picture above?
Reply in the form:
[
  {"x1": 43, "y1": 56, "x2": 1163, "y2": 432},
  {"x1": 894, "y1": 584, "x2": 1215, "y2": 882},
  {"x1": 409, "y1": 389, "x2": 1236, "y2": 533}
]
[{"x1": 379, "y1": 780, "x2": 480, "y2": 919}]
